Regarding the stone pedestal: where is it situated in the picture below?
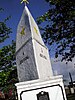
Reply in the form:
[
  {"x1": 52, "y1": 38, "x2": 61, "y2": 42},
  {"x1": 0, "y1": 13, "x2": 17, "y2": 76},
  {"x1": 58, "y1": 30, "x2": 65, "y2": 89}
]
[{"x1": 15, "y1": 75, "x2": 67, "y2": 100}]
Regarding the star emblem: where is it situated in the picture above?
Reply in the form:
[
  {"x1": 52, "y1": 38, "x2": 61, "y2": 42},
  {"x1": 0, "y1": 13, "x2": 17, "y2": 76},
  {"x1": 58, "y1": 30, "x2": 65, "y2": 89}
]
[
  {"x1": 34, "y1": 26, "x2": 38, "y2": 35},
  {"x1": 21, "y1": 0, "x2": 29, "y2": 4},
  {"x1": 20, "y1": 27, "x2": 25, "y2": 36}
]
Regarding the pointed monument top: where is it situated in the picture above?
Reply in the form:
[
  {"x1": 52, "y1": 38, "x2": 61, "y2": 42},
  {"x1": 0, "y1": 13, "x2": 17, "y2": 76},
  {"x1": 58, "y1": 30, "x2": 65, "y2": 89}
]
[
  {"x1": 21, "y1": 0, "x2": 29, "y2": 6},
  {"x1": 16, "y1": 1, "x2": 45, "y2": 52},
  {"x1": 16, "y1": 1, "x2": 53, "y2": 82}
]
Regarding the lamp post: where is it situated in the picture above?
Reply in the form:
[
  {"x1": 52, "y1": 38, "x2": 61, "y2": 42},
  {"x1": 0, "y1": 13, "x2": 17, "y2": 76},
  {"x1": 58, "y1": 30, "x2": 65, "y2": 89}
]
[{"x1": 69, "y1": 72, "x2": 74, "y2": 94}]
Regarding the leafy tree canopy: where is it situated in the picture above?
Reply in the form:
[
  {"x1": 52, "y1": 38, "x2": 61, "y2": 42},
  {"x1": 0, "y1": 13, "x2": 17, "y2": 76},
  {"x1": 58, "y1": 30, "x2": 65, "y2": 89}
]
[
  {"x1": 37, "y1": 0, "x2": 75, "y2": 62},
  {"x1": 0, "y1": 40, "x2": 17, "y2": 89},
  {"x1": 0, "y1": 8, "x2": 17, "y2": 100},
  {"x1": 0, "y1": 8, "x2": 12, "y2": 43}
]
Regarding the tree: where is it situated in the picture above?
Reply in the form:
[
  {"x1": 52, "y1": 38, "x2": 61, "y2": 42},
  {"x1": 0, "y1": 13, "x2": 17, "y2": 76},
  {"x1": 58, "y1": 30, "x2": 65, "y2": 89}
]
[
  {"x1": 0, "y1": 40, "x2": 17, "y2": 86},
  {"x1": 0, "y1": 41, "x2": 18, "y2": 100},
  {"x1": 0, "y1": 8, "x2": 12, "y2": 43},
  {"x1": 0, "y1": 8, "x2": 18, "y2": 100},
  {"x1": 37, "y1": 0, "x2": 75, "y2": 62}
]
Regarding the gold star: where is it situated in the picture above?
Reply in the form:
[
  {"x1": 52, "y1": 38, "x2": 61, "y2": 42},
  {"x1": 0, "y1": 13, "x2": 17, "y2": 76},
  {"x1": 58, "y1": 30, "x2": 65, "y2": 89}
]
[
  {"x1": 21, "y1": 0, "x2": 29, "y2": 4},
  {"x1": 34, "y1": 27, "x2": 38, "y2": 35},
  {"x1": 20, "y1": 27, "x2": 25, "y2": 36}
]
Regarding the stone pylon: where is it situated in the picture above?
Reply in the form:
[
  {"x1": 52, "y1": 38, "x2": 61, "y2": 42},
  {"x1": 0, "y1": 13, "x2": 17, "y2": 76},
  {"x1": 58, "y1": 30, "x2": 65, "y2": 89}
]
[{"x1": 16, "y1": 6, "x2": 53, "y2": 82}]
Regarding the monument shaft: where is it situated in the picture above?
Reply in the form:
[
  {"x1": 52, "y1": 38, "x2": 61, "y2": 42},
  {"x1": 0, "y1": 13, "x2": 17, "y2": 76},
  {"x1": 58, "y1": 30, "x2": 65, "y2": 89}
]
[{"x1": 16, "y1": 6, "x2": 53, "y2": 82}]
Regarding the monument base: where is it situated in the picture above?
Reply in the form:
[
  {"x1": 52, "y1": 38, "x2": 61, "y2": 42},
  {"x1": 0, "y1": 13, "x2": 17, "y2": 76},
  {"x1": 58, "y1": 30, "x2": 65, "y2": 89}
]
[{"x1": 15, "y1": 75, "x2": 67, "y2": 100}]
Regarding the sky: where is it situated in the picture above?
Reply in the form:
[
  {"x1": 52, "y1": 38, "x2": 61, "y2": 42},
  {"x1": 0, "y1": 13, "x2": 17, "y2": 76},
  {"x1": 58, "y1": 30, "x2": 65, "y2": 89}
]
[
  {"x1": 0, "y1": 0, "x2": 49, "y2": 47},
  {"x1": 0, "y1": 0, "x2": 75, "y2": 85},
  {"x1": 51, "y1": 57, "x2": 75, "y2": 85}
]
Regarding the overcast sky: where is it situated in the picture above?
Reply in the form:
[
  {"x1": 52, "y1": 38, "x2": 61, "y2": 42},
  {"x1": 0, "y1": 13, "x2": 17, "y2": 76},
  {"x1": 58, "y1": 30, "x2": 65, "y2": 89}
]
[{"x1": 51, "y1": 57, "x2": 75, "y2": 85}]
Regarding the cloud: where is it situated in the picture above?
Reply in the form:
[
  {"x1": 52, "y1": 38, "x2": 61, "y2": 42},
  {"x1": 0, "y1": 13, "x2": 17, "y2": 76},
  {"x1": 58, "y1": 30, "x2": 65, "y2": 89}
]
[{"x1": 51, "y1": 57, "x2": 75, "y2": 85}]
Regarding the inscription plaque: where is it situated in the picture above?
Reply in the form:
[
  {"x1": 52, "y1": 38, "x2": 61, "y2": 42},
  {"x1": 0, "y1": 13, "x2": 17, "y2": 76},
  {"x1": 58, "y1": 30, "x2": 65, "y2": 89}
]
[
  {"x1": 40, "y1": 53, "x2": 47, "y2": 60},
  {"x1": 20, "y1": 56, "x2": 29, "y2": 64},
  {"x1": 37, "y1": 91, "x2": 50, "y2": 100}
]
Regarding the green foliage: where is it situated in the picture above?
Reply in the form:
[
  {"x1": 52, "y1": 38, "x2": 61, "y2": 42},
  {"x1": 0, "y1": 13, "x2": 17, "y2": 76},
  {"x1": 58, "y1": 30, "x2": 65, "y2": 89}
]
[
  {"x1": 0, "y1": 8, "x2": 17, "y2": 99},
  {"x1": 37, "y1": 0, "x2": 75, "y2": 62},
  {"x1": 0, "y1": 8, "x2": 12, "y2": 43},
  {"x1": 0, "y1": 40, "x2": 17, "y2": 87},
  {"x1": 0, "y1": 41, "x2": 16, "y2": 71},
  {"x1": 0, "y1": 41, "x2": 18, "y2": 100}
]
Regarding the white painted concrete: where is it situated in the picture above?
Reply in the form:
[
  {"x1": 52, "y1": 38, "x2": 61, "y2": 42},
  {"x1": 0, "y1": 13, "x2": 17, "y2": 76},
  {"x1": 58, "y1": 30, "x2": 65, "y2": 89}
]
[
  {"x1": 32, "y1": 39, "x2": 53, "y2": 80},
  {"x1": 16, "y1": 5, "x2": 53, "y2": 82},
  {"x1": 15, "y1": 75, "x2": 67, "y2": 100}
]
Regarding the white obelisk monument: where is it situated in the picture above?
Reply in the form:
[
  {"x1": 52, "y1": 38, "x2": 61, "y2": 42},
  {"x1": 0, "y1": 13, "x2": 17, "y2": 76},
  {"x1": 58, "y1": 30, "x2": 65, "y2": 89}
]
[
  {"x1": 15, "y1": 1, "x2": 67, "y2": 100},
  {"x1": 16, "y1": 4, "x2": 53, "y2": 82}
]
